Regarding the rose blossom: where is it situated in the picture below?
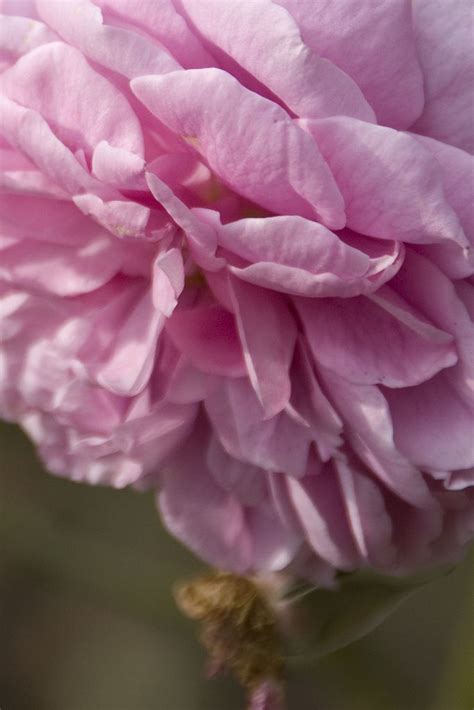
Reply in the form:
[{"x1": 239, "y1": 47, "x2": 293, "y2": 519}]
[{"x1": 0, "y1": 0, "x2": 473, "y2": 586}]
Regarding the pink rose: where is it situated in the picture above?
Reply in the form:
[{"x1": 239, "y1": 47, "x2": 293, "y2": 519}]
[{"x1": 0, "y1": 0, "x2": 473, "y2": 584}]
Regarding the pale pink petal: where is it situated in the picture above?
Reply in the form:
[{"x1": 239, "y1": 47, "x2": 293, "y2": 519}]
[
  {"x1": 0, "y1": 0, "x2": 38, "y2": 17},
  {"x1": 159, "y1": 422, "x2": 250, "y2": 572},
  {"x1": 289, "y1": 340, "x2": 343, "y2": 462},
  {"x1": 36, "y1": 0, "x2": 181, "y2": 79},
  {"x1": 297, "y1": 290, "x2": 457, "y2": 388},
  {"x1": 152, "y1": 247, "x2": 184, "y2": 317},
  {"x1": 96, "y1": 0, "x2": 215, "y2": 68},
  {"x1": 95, "y1": 289, "x2": 165, "y2": 396},
  {"x1": 384, "y1": 371, "x2": 474, "y2": 471},
  {"x1": 179, "y1": 0, "x2": 374, "y2": 121},
  {"x1": 0, "y1": 194, "x2": 100, "y2": 245},
  {"x1": 445, "y1": 469, "x2": 474, "y2": 492},
  {"x1": 278, "y1": 0, "x2": 424, "y2": 129},
  {"x1": 411, "y1": 0, "x2": 474, "y2": 153},
  {"x1": 228, "y1": 276, "x2": 296, "y2": 417},
  {"x1": 302, "y1": 116, "x2": 466, "y2": 245},
  {"x1": 0, "y1": 95, "x2": 98, "y2": 194},
  {"x1": 165, "y1": 304, "x2": 246, "y2": 377},
  {"x1": 0, "y1": 41, "x2": 144, "y2": 156},
  {"x1": 0, "y1": 15, "x2": 58, "y2": 64},
  {"x1": 286, "y1": 465, "x2": 360, "y2": 569},
  {"x1": 205, "y1": 378, "x2": 312, "y2": 477},
  {"x1": 413, "y1": 136, "x2": 474, "y2": 278},
  {"x1": 246, "y1": 501, "x2": 301, "y2": 572},
  {"x1": 73, "y1": 193, "x2": 150, "y2": 239},
  {"x1": 335, "y1": 458, "x2": 396, "y2": 568},
  {"x1": 391, "y1": 251, "x2": 474, "y2": 383},
  {"x1": 92, "y1": 141, "x2": 146, "y2": 190},
  {"x1": 414, "y1": 136, "x2": 474, "y2": 244},
  {"x1": 146, "y1": 170, "x2": 220, "y2": 270},
  {"x1": 198, "y1": 210, "x2": 383, "y2": 298},
  {"x1": 132, "y1": 69, "x2": 346, "y2": 229},
  {"x1": 161, "y1": 350, "x2": 219, "y2": 405},
  {"x1": 206, "y1": 435, "x2": 266, "y2": 505},
  {"x1": 319, "y1": 368, "x2": 434, "y2": 507},
  {"x1": 0, "y1": 167, "x2": 68, "y2": 199}
]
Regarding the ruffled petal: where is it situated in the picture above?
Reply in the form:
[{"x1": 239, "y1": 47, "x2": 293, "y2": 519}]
[
  {"x1": 198, "y1": 210, "x2": 398, "y2": 298},
  {"x1": 151, "y1": 247, "x2": 184, "y2": 317},
  {"x1": 335, "y1": 458, "x2": 395, "y2": 568},
  {"x1": 132, "y1": 69, "x2": 346, "y2": 229},
  {"x1": 73, "y1": 193, "x2": 150, "y2": 238},
  {"x1": 289, "y1": 340, "x2": 343, "y2": 462}
]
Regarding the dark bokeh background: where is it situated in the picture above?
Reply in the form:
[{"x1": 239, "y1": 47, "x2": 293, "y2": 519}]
[{"x1": 1, "y1": 421, "x2": 473, "y2": 710}]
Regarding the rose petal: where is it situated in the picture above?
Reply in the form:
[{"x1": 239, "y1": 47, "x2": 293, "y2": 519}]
[
  {"x1": 278, "y1": 0, "x2": 424, "y2": 129},
  {"x1": 411, "y1": 0, "x2": 474, "y2": 153},
  {"x1": 132, "y1": 69, "x2": 346, "y2": 229},
  {"x1": 302, "y1": 116, "x2": 466, "y2": 245},
  {"x1": 180, "y1": 0, "x2": 374, "y2": 121}
]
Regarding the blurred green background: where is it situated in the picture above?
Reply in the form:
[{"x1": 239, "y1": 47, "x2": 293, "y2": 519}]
[{"x1": 1, "y1": 421, "x2": 473, "y2": 710}]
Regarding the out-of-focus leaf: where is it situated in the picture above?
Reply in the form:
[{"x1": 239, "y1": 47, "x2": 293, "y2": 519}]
[
  {"x1": 283, "y1": 568, "x2": 453, "y2": 664},
  {"x1": 431, "y1": 557, "x2": 474, "y2": 710}
]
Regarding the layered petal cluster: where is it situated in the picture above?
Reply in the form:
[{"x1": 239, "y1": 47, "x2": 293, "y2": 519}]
[{"x1": 0, "y1": 0, "x2": 473, "y2": 584}]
